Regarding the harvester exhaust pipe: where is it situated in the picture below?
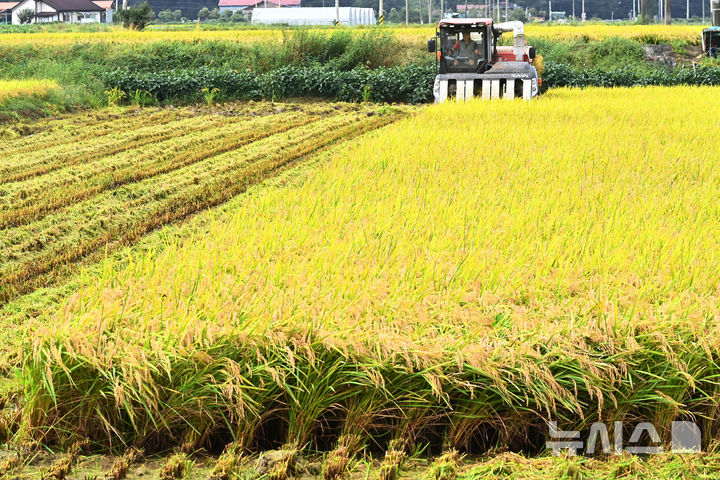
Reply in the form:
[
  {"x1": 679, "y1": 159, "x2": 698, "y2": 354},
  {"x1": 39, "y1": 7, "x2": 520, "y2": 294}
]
[{"x1": 494, "y1": 21, "x2": 526, "y2": 61}]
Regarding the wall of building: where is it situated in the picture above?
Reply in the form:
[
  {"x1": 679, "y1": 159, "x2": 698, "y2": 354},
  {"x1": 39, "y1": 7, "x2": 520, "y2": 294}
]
[{"x1": 11, "y1": 0, "x2": 35, "y2": 24}]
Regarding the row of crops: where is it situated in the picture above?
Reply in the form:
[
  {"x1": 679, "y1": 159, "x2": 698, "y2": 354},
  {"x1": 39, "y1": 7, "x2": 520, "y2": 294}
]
[
  {"x1": 0, "y1": 102, "x2": 408, "y2": 308},
  {"x1": 3, "y1": 87, "x2": 717, "y2": 475},
  {"x1": 0, "y1": 24, "x2": 708, "y2": 46},
  {"x1": 5, "y1": 444, "x2": 720, "y2": 479}
]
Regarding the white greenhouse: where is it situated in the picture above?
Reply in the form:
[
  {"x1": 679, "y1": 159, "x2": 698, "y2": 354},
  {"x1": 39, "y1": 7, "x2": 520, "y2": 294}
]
[{"x1": 251, "y1": 7, "x2": 375, "y2": 26}]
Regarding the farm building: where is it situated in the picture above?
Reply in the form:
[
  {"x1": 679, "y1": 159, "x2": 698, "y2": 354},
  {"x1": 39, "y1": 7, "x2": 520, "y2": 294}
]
[
  {"x1": 91, "y1": 0, "x2": 113, "y2": 22},
  {"x1": 251, "y1": 6, "x2": 375, "y2": 25},
  {"x1": 4, "y1": 0, "x2": 105, "y2": 23},
  {"x1": 219, "y1": 0, "x2": 300, "y2": 13},
  {"x1": 0, "y1": 2, "x2": 18, "y2": 22}
]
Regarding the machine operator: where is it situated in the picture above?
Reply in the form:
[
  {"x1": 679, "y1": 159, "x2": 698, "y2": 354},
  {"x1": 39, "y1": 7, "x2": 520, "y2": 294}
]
[{"x1": 449, "y1": 31, "x2": 482, "y2": 66}]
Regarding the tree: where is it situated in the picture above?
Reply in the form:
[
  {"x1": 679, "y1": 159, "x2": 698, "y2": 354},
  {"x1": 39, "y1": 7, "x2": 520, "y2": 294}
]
[
  {"x1": 157, "y1": 9, "x2": 173, "y2": 22},
  {"x1": 220, "y1": 9, "x2": 233, "y2": 21},
  {"x1": 509, "y1": 6, "x2": 528, "y2": 21},
  {"x1": 231, "y1": 10, "x2": 245, "y2": 22},
  {"x1": 198, "y1": 7, "x2": 210, "y2": 20},
  {"x1": 387, "y1": 7, "x2": 402, "y2": 22},
  {"x1": 209, "y1": 7, "x2": 220, "y2": 19},
  {"x1": 172, "y1": 9, "x2": 182, "y2": 21},
  {"x1": 114, "y1": 2, "x2": 154, "y2": 29},
  {"x1": 664, "y1": 0, "x2": 671, "y2": 23},
  {"x1": 17, "y1": 8, "x2": 34, "y2": 24}
]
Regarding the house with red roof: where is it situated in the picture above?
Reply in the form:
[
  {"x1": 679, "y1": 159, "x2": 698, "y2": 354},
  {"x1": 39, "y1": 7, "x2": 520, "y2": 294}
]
[
  {"x1": 0, "y1": 1, "x2": 19, "y2": 22},
  {"x1": 91, "y1": 0, "x2": 113, "y2": 22},
  {"x1": 218, "y1": 0, "x2": 300, "y2": 14},
  {"x1": 5, "y1": 0, "x2": 105, "y2": 23}
]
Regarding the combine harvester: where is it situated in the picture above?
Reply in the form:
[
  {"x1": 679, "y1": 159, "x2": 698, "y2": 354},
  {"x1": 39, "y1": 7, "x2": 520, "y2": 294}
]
[
  {"x1": 702, "y1": 0, "x2": 720, "y2": 57},
  {"x1": 428, "y1": 19, "x2": 541, "y2": 102}
]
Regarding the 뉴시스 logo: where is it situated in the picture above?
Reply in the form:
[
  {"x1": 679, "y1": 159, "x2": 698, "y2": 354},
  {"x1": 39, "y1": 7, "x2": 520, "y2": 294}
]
[{"x1": 546, "y1": 421, "x2": 701, "y2": 456}]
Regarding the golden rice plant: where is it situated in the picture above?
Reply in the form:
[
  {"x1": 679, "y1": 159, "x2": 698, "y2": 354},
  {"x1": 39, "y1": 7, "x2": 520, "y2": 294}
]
[
  {"x1": 0, "y1": 79, "x2": 59, "y2": 102},
  {"x1": 20, "y1": 87, "x2": 720, "y2": 458}
]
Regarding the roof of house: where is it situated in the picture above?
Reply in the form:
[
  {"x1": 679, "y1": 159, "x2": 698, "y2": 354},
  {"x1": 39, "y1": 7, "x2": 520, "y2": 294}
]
[
  {"x1": 219, "y1": 0, "x2": 300, "y2": 6},
  {"x1": 0, "y1": 1, "x2": 19, "y2": 11},
  {"x1": 43, "y1": 0, "x2": 104, "y2": 11},
  {"x1": 92, "y1": 0, "x2": 113, "y2": 8}
]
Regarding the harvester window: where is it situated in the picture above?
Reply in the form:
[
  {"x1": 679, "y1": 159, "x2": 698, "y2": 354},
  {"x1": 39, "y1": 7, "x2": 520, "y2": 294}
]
[{"x1": 440, "y1": 29, "x2": 486, "y2": 74}]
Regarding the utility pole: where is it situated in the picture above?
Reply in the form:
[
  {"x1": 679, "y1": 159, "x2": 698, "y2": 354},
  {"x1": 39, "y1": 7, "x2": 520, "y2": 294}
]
[
  {"x1": 335, "y1": 0, "x2": 339, "y2": 24},
  {"x1": 440, "y1": 0, "x2": 443, "y2": 19},
  {"x1": 641, "y1": 0, "x2": 646, "y2": 23},
  {"x1": 665, "y1": 0, "x2": 671, "y2": 23},
  {"x1": 581, "y1": 0, "x2": 585, "y2": 20},
  {"x1": 428, "y1": 0, "x2": 431, "y2": 24},
  {"x1": 505, "y1": 0, "x2": 508, "y2": 20},
  {"x1": 379, "y1": 0, "x2": 383, "y2": 22},
  {"x1": 572, "y1": 0, "x2": 575, "y2": 19},
  {"x1": 405, "y1": 0, "x2": 409, "y2": 23},
  {"x1": 548, "y1": 0, "x2": 551, "y2": 20},
  {"x1": 418, "y1": 0, "x2": 423, "y2": 24},
  {"x1": 686, "y1": 0, "x2": 689, "y2": 18}
]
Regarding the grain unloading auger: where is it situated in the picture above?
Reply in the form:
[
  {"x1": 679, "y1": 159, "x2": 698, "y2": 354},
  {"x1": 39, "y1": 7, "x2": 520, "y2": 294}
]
[{"x1": 427, "y1": 19, "x2": 542, "y2": 102}]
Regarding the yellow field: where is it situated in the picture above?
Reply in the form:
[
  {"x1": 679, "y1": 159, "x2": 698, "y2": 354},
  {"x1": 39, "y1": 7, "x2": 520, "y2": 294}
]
[
  {"x1": 42, "y1": 86, "x2": 720, "y2": 343},
  {"x1": 0, "y1": 79, "x2": 58, "y2": 102},
  {"x1": 21, "y1": 87, "x2": 720, "y2": 454},
  {"x1": 0, "y1": 23, "x2": 707, "y2": 46}
]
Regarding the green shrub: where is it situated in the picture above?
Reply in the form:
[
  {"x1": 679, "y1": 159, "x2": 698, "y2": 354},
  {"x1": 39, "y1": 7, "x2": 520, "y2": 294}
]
[{"x1": 102, "y1": 63, "x2": 436, "y2": 104}]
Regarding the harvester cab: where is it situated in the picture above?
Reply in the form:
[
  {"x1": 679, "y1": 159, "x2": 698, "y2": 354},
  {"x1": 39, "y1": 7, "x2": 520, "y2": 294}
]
[
  {"x1": 703, "y1": 28, "x2": 720, "y2": 57},
  {"x1": 427, "y1": 19, "x2": 541, "y2": 102},
  {"x1": 703, "y1": 0, "x2": 720, "y2": 57}
]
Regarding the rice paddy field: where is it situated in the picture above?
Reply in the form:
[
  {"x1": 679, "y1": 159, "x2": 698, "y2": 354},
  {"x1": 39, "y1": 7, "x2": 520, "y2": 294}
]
[
  {"x1": 0, "y1": 84, "x2": 719, "y2": 479},
  {"x1": 0, "y1": 23, "x2": 708, "y2": 46}
]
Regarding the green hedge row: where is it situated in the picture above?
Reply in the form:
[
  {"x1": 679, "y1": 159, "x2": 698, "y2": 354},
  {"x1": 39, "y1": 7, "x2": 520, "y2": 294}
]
[
  {"x1": 103, "y1": 63, "x2": 436, "y2": 104},
  {"x1": 542, "y1": 62, "x2": 720, "y2": 90},
  {"x1": 103, "y1": 62, "x2": 720, "y2": 104}
]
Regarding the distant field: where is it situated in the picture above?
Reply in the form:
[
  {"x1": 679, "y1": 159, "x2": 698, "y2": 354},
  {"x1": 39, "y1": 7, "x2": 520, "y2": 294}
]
[
  {"x1": 0, "y1": 23, "x2": 708, "y2": 46},
  {"x1": 4, "y1": 87, "x2": 715, "y2": 467}
]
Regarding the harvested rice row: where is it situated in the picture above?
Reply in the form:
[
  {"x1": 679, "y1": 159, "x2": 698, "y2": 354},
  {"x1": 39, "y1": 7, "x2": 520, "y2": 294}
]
[
  {"x1": 0, "y1": 110, "x2": 322, "y2": 227},
  {"x1": 0, "y1": 109, "x2": 402, "y2": 304},
  {"x1": 0, "y1": 108, "x2": 190, "y2": 159},
  {"x1": 0, "y1": 114, "x2": 235, "y2": 184},
  {"x1": 0, "y1": 111, "x2": 360, "y2": 271}
]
